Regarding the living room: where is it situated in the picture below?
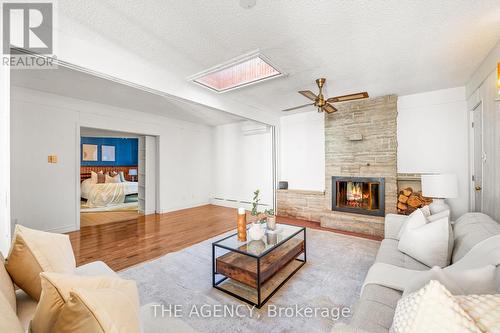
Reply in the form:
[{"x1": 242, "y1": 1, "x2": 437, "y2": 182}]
[{"x1": 0, "y1": 1, "x2": 499, "y2": 333}]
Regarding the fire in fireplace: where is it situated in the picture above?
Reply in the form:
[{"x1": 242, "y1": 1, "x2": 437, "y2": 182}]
[{"x1": 332, "y1": 177, "x2": 385, "y2": 217}]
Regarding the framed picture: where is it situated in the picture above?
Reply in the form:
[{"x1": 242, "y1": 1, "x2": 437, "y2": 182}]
[
  {"x1": 101, "y1": 145, "x2": 116, "y2": 162},
  {"x1": 82, "y1": 144, "x2": 98, "y2": 161}
]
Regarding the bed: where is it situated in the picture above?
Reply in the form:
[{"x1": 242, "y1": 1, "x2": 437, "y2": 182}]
[
  {"x1": 80, "y1": 168, "x2": 139, "y2": 207},
  {"x1": 81, "y1": 178, "x2": 138, "y2": 200}
]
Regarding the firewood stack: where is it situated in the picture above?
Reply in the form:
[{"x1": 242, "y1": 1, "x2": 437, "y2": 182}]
[{"x1": 397, "y1": 187, "x2": 433, "y2": 215}]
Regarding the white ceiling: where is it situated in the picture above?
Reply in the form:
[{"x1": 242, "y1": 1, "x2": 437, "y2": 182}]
[
  {"x1": 11, "y1": 66, "x2": 246, "y2": 126},
  {"x1": 59, "y1": 1, "x2": 500, "y2": 116}
]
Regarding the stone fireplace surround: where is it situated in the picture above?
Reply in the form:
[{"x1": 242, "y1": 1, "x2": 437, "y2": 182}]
[{"x1": 277, "y1": 95, "x2": 398, "y2": 237}]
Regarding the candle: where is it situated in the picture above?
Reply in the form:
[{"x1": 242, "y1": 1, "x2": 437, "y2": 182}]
[{"x1": 237, "y1": 208, "x2": 247, "y2": 242}]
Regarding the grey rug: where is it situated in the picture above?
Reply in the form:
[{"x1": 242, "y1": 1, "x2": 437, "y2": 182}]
[{"x1": 120, "y1": 228, "x2": 380, "y2": 333}]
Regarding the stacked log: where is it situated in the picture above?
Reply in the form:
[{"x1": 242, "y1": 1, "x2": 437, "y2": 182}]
[{"x1": 397, "y1": 187, "x2": 433, "y2": 215}]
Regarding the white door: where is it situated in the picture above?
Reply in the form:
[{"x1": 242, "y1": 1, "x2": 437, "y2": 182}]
[
  {"x1": 137, "y1": 136, "x2": 157, "y2": 214},
  {"x1": 472, "y1": 102, "x2": 483, "y2": 212}
]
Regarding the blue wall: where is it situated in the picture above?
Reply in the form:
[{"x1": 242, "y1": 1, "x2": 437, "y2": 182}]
[{"x1": 81, "y1": 137, "x2": 138, "y2": 166}]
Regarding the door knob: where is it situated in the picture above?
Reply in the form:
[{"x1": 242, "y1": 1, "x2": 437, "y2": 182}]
[{"x1": 475, "y1": 186, "x2": 482, "y2": 191}]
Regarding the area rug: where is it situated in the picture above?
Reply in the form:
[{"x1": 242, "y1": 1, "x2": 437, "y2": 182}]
[{"x1": 120, "y1": 228, "x2": 380, "y2": 333}]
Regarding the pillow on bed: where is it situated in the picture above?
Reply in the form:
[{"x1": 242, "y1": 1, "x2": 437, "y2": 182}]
[
  {"x1": 97, "y1": 171, "x2": 106, "y2": 184},
  {"x1": 118, "y1": 171, "x2": 126, "y2": 182},
  {"x1": 105, "y1": 174, "x2": 121, "y2": 183},
  {"x1": 90, "y1": 171, "x2": 98, "y2": 184}
]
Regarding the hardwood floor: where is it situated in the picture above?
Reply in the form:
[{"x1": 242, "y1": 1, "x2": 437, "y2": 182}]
[
  {"x1": 68, "y1": 204, "x2": 380, "y2": 272},
  {"x1": 80, "y1": 211, "x2": 143, "y2": 227}
]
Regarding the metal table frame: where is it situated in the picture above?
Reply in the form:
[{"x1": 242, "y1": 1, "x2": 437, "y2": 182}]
[{"x1": 212, "y1": 225, "x2": 306, "y2": 308}]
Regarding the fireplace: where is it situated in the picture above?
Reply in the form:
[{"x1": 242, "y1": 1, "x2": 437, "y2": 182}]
[{"x1": 332, "y1": 177, "x2": 385, "y2": 217}]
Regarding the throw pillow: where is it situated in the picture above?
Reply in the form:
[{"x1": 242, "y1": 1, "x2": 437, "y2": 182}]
[
  {"x1": 31, "y1": 273, "x2": 138, "y2": 333},
  {"x1": 5, "y1": 225, "x2": 76, "y2": 300},
  {"x1": 52, "y1": 287, "x2": 140, "y2": 333},
  {"x1": 90, "y1": 171, "x2": 98, "y2": 184},
  {"x1": 97, "y1": 171, "x2": 106, "y2": 184},
  {"x1": 0, "y1": 291, "x2": 23, "y2": 333},
  {"x1": 428, "y1": 209, "x2": 451, "y2": 222},
  {"x1": 105, "y1": 174, "x2": 121, "y2": 183},
  {"x1": 0, "y1": 253, "x2": 16, "y2": 312},
  {"x1": 397, "y1": 209, "x2": 428, "y2": 240},
  {"x1": 398, "y1": 216, "x2": 451, "y2": 267},
  {"x1": 403, "y1": 265, "x2": 497, "y2": 296},
  {"x1": 420, "y1": 205, "x2": 431, "y2": 218},
  {"x1": 119, "y1": 171, "x2": 126, "y2": 182},
  {"x1": 456, "y1": 294, "x2": 500, "y2": 333},
  {"x1": 392, "y1": 280, "x2": 481, "y2": 333}
]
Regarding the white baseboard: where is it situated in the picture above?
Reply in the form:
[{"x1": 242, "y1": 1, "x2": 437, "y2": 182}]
[
  {"x1": 157, "y1": 201, "x2": 211, "y2": 214},
  {"x1": 44, "y1": 224, "x2": 78, "y2": 234}
]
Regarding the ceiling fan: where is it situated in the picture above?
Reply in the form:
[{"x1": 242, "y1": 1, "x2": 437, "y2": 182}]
[{"x1": 283, "y1": 78, "x2": 369, "y2": 113}]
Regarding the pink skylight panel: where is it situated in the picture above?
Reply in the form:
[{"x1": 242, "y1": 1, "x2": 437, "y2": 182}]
[{"x1": 194, "y1": 56, "x2": 281, "y2": 92}]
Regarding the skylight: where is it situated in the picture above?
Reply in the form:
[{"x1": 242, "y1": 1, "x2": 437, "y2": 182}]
[{"x1": 189, "y1": 51, "x2": 283, "y2": 92}]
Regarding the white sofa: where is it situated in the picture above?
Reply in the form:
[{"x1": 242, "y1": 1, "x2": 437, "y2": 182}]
[
  {"x1": 349, "y1": 212, "x2": 500, "y2": 332},
  {"x1": 0, "y1": 255, "x2": 198, "y2": 333}
]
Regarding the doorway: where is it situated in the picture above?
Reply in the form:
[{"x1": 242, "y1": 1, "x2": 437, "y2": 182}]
[{"x1": 79, "y1": 128, "x2": 157, "y2": 227}]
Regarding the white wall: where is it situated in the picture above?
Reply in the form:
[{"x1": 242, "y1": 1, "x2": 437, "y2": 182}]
[
  {"x1": 279, "y1": 111, "x2": 325, "y2": 191},
  {"x1": 397, "y1": 87, "x2": 469, "y2": 218},
  {"x1": 10, "y1": 87, "x2": 213, "y2": 232},
  {"x1": 0, "y1": 59, "x2": 11, "y2": 255},
  {"x1": 212, "y1": 122, "x2": 273, "y2": 211}
]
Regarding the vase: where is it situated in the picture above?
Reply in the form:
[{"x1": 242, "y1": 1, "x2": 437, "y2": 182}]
[
  {"x1": 237, "y1": 208, "x2": 247, "y2": 242},
  {"x1": 248, "y1": 223, "x2": 265, "y2": 240},
  {"x1": 266, "y1": 216, "x2": 276, "y2": 231}
]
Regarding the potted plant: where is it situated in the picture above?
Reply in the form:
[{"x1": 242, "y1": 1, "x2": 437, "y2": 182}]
[
  {"x1": 250, "y1": 189, "x2": 267, "y2": 224},
  {"x1": 249, "y1": 190, "x2": 265, "y2": 240},
  {"x1": 265, "y1": 208, "x2": 276, "y2": 231}
]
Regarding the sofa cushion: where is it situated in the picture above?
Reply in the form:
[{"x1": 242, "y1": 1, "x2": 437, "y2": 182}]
[
  {"x1": 384, "y1": 214, "x2": 407, "y2": 240},
  {"x1": 0, "y1": 290, "x2": 23, "y2": 333},
  {"x1": 351, "y1": 284, "x2": 402, "y2": 333},
  {"x1": 398, "y1": 217, "x2": 451, "y2": 268},
  {"x1": 5, "y1": 225, "x2": 76, "y2": 300},
  {"x1": 0, "y1": 252, "x2": 16, "y2": 312},
  {"x1": 375, "y1": 239, "x2": 429, "y2": 270},
  {"x1": 16, "y1": 290, "x2": 38, "y2": 332},
  {"x1": 397, "y1": 209, "x2": 427, "y2": 240},
  {"x1": 74, "y1": 261, "x2": 118, "y2": 278},
  {"x1": 452, "y1": 213, "x2": 500, "y2": 263},
  {"x1": 403, "y1": 265, "x2": 497, "y2": 296},
  {"x1": 32, "y1": 272, "x2": 137, "y2": 333},
  {"x1": 52, "y1": 286, "x2": 140, "y2": 333}
]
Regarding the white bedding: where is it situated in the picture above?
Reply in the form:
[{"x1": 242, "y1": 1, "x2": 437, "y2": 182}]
[{"x1": 81, "y1": 178, "x2": 138, "y2": 206}]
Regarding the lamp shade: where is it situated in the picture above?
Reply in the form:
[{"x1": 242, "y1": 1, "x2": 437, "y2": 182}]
[
  {"x1": 421, "y1": 174, "x2": 458, "y2": 198},
  {"x1": 128, "y1": 169, "x2": 138, "y2": 176}
]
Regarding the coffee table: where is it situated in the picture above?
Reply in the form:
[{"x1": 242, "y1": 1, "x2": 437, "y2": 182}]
[{"x1": 212, "y1": 223, "x2": 306, "y2": 308}]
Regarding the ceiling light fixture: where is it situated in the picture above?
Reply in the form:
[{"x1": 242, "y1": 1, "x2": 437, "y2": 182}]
[{"x1": 188, "y1": 50, "x2": 284, "y2": 93}]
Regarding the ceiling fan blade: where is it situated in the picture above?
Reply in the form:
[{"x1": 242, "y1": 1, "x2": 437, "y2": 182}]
[
  {"x1": 327, "y1": 92, "x2": 369, "y2": 103},
  {"x1": 298, "y1": 90, "x2": 318, "y2": 101},
  {"x1": 323, "y1": 103, "x2": 338, "y2": 114},
  {"x1": 282, "y1": 103, "x2": 315, "y2": 112}
]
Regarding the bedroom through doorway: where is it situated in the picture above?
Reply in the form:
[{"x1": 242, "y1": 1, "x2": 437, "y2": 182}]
[{"x1": 79, "y1": 128, "x2": 149, "y2": 227}]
